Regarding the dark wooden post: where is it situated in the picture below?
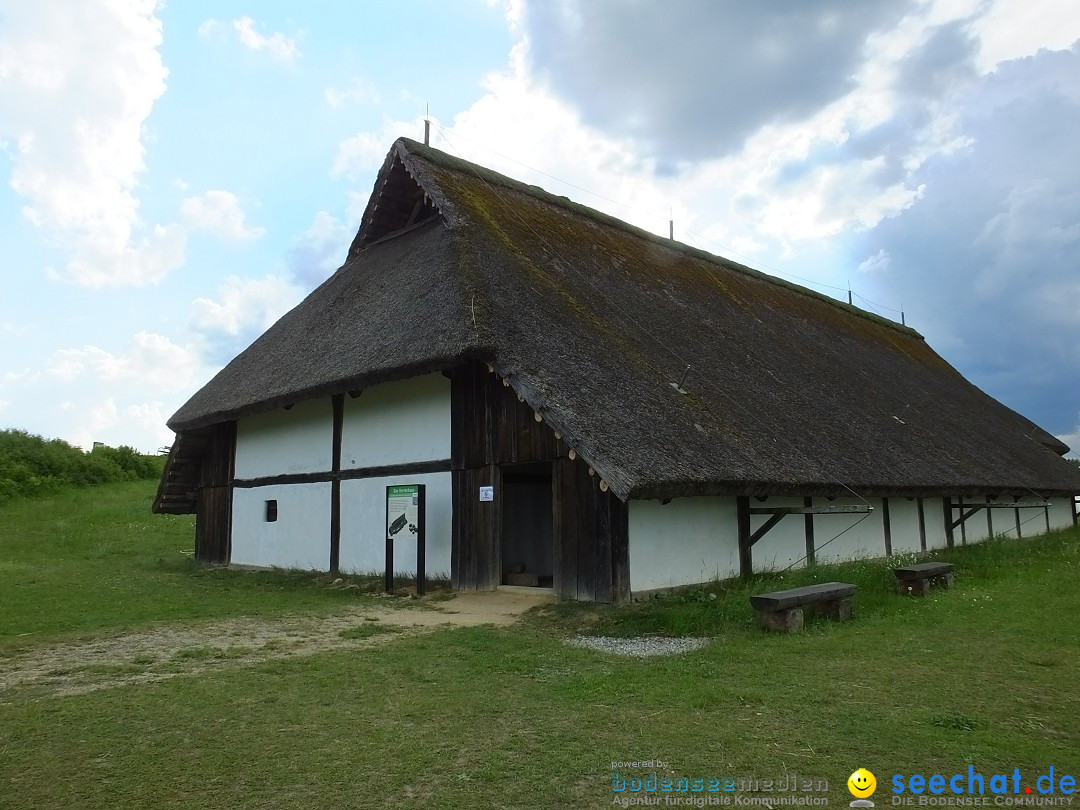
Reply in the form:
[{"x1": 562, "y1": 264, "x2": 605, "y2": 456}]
[
  {"x1": 943, "y1": 496, "x2": 954, "y2": 548},
  {"x1": 958, "y1": 495, "x2": 967, "y2": 545},
  {"x1": 1015, "y1": 496, "x2": 1023, "y2": 538},
  {"x1": 916, "y1": 497, "x2": 927, "y2": 552},
  {"x1": 1045, "y1": 503, "x2": 1051, "y2": 533},
  {"x1": 329, "y1": 394, "x2": 344, "y2": 573},
  {"x1": 881, "y1": 497, "x2": 892, "y2": 556},
  {"x1": 416, "y1": 485, "x2": 427, "y2": 597},
  {"x1": 985, "y1": 495, "x2": 993, "y2": 539},
  {"x1": 803, "y1": 496, "x2": 815, "y2": 565},
  {"x1": 737, "y1": 496, "x2": 752, "y2": 578}
]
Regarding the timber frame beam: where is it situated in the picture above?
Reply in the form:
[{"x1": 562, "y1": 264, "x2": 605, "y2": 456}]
[
  {"x1": 947, "y1": 500, "x2": 1051, "y2": 532},
  {"x1": 737, "y1": 498, "x2": 873, "y2": 577}
]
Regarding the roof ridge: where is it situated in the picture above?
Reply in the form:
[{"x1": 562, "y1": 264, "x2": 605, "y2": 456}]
[{"x1": 395, "y1": 136, "x2": 923, "y2": 341}]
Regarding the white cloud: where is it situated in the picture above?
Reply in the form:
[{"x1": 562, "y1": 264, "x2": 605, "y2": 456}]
[
  {"x1": 332, "y1": 119, "x2": 421, "y2": 178},
  {"x1": 288, "y1": 209, "x2": 355, "y2": 286},
  {"x1": 189, "y1": 275, "x2": 303, "y2": 363},
  {"x1": 0, "y1": 0, "x2": 182, "y2": 287},
  {"x1": 324, "y1": 77, "x2": 381, "y2": 109},
  {"x1": 970, "y1": 0, "x2": 1080, "y2": 73},
  {"x1": 56, "y1": 397, "x2": 174, "y2": 452},
  {"x1": 181, "y1": 190, "x2": 265, "y2": 242},
  {"x1": 200, "y1": 16, "x2": 300, "y2": 63},
  {"x1": 61, "y1": 397, "x2": 119, "y2": 450},
  {"x1": 1058, "y1": 415, "x2": 1080, "y2": 458},
  {"x1": 46, "y1": 332, "x2": 200, "y2": 394},
  {"x1": 423, "y1": 4, "x2": 992, "y2": 256},
  {"x1": 857, "y1": 248, "x2": 892, "y2": 274},
  {"x1": 0, "y1": 321, "x2": 30, "y2": 336},
  {"x1": 58, "y1": 224, "x2": 187, "y2": 287},
  {"x1": 196, "y1": 19, "x2": 221, "y2": 38}
]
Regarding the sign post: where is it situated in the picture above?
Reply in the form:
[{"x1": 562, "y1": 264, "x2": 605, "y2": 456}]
[{"x1": 385, "y1": 484, "x2": 426, "y2": 596}]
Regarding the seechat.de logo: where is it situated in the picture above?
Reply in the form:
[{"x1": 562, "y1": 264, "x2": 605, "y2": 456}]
[
  {"x1": 891, "y1": 766, "x2": 1077, "y2": 804},
  {"x1": 850, "y1": 768, "x2": 878, "y2": 808}
]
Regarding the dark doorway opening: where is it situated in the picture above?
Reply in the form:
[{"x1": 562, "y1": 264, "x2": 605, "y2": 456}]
[{"x1": 500, "y1": 461, "x2": 554, "y2": 587}]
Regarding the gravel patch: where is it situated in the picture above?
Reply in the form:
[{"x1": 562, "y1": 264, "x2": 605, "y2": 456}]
[{"x1": 567, "y1": 635, "x2": 710, "y2": 658}]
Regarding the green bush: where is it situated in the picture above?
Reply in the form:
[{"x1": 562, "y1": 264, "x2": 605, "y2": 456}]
[{"x1": 0, "y1": 429, "x2": 163, "y2": 505}]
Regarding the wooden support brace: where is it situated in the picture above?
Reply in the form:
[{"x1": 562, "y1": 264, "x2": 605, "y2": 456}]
[
  {"x1": 750, "y1": 511, "x2": 787, "y2": 546},
  {"x1": 949, "y1": 505, "x2": 983, "y2": 532}
]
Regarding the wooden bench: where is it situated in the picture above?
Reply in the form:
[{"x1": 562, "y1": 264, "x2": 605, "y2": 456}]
[
  {"x1": 894, "y1": 561, "x2": 955, "y2": 596},
  {"x1": 750, "y1": 582, "x2": 857, "y2": 632}
]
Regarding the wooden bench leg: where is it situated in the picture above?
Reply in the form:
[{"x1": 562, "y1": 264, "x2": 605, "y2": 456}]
[
  {"x1": 824, "y1": 597, "x2": 853, "y2": 620},
  {"x1": 758, "y1": 608, "x2": 803, "y2": 632},
  {"x1": 929, "y1": 573, "x2": 955, "y2": 589},
  {"x1": 897, "y1": 578, "x2": 931, "y2": 596}
]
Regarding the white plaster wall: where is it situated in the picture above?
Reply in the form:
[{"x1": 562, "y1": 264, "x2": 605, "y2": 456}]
[
  {"x1": 231, "y1": 483, "x2": 331, "y2": 570},
  {"x1": 1048, "y1": 497, "x2": 1075, "y2": 531},
  {"x1": 627, "y1": 490, "x2": 1075, "y2": 592},
  {"x1": 923, "y1": 496, "x2": 1071, "y2": 545},
  {"x1": 986, "y1": 496, "x2": 1021, "y2": 538},
  {"x1": 989, "y1": 501, "x2": 1010, "y2": 540},
  {"x1": 887, "y1": 498, "x2": 923, "y2": 555},
  {"x1": 627, "y1": 497, "x2": 740, "y2": 592},
  {"x1": 922, "y1": 498, "x2": 948, "y2": 550},
  {"x1": 234, "y1": 399, "x2": 332, "y2": 479},
  {"x1": 954, "y1": 497, "x2": 991, "y2": 544},
  {"x1": 806, "y1": 497, "x2": 888, "y2": 565},
  {"x1": 341, "y1": 374, "x2": 451, "y2": 468},
  {"x1": 750, "y1": 496, "x2": 810, "y2": 573},
  {"x1": 338, "y1": 472, "x2": 452, "y2": 577}
]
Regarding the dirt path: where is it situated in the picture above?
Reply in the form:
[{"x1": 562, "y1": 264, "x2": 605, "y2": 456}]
[{"x1": 0, "y1": 589, "x2": 553, "y2": 698}]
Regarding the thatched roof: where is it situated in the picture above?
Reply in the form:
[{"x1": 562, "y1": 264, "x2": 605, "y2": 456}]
[{"x1": 168, "y1": 138, "x2": 1080, "y2": 499}]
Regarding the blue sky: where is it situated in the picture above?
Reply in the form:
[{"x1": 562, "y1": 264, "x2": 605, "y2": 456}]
[{"x1": 1, "y1": 0, "x2": 1079, "y2": 455}]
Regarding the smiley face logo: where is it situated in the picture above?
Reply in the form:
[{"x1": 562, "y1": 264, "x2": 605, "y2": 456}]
[{"x1": 848, "y1": 769, "x2": 877, "y2": 798}]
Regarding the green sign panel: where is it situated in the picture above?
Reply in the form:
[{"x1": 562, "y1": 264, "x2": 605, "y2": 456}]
[{"x1": 386, "y1": 485, "x2": 420, "y2": 538}]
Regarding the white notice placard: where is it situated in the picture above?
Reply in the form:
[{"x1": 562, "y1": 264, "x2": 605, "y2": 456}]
[{"x1": 479, "y1": 486, "x2": 494, "y2": 502}]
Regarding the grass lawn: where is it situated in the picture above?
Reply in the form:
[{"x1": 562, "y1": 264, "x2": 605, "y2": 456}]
[
  {"x1": 0, "y1": 482, "x2": 402, "y2": 648},
  {"x1": 1, "y1": 482, "x2": 1078, "y2": 809}
]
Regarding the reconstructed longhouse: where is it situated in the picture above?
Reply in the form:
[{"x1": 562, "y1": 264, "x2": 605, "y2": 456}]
[{"x1": 154, "y1": 137, "x2": 1080, "y2": 602}]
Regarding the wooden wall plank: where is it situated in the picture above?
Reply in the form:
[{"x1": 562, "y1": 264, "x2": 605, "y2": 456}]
[
  {"x1": 803, "y1": 496, "x2": 815, "y2": 565},
  {"x1": 195, "y1": 422, "x2": 235, "y2": 564},
  {"x1": 330, "y1": 394, "x2": 343, "y2": 573},
  {"x1": 882, "y1": 497, "x2": 892, "y2": 556},
  {"x1": 917, "y1": 497, "x2": 927, "y2": 551},
  {"x1": 451, "y1": 361, "x2": 624, "y2": 601},
  {"x1": 737, "y1": 496, "x2": 752, "y2": 577}
]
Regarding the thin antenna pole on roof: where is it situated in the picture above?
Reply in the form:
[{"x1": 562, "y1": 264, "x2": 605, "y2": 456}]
[
  {"x1": 847, "y1": 282, "x2": 853, "y2": 306},
  {"x1": 669, "y1": 206, "x2": 674, "y2": 240},
  {"x1": 424, "y1": 104, "x2": 430, "y2": 146},
  {"x1": 901, "y1": 302, "x2": 906, "y2": 326},
  {"x1": 678, "y1": 364, "x2": 691, "y2": 389}
]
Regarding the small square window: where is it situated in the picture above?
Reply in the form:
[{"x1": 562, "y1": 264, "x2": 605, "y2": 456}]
[{"x1": 265, "y1": 500, "x2": 278, "y2": 522}]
